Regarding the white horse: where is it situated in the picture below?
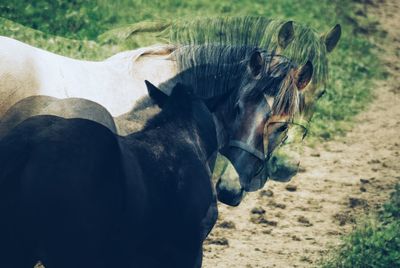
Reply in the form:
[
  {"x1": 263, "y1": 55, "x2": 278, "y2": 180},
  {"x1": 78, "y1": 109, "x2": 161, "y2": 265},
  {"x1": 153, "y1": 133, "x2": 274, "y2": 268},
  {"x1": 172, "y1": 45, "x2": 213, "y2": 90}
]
[{"x1": 0, "y1": 36, "x2": 177, "y2": 117}]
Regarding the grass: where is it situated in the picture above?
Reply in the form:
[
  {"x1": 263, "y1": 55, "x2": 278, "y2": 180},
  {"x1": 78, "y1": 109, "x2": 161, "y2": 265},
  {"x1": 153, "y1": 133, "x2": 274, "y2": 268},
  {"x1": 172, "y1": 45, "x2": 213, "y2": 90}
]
[
  {"x1": 0, "y1": 0, "x2": 384, "y2": 140},
  {"x1": 321, "y1": 184, "x2": 400, "y2": 268}
]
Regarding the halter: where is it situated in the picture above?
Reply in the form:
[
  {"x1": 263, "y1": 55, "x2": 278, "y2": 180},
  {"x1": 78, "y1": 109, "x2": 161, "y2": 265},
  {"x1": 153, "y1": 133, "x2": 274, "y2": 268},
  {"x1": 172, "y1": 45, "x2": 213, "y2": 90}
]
[
  {"x1": 228, "y1": 140, "x2": 265, "y2": 160},
  {"x1": 228, "y1": 93, "x2": 271, "y2": 161}
]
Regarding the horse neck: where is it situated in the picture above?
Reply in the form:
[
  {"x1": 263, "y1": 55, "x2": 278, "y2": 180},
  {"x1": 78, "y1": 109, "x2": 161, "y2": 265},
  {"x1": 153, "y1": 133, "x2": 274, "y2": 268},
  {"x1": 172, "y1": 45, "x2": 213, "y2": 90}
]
[
  {"x1": 192, "y1": 100, "x2": 219, "y2": 160},
  {"x1": 129, "y1": 100, "x2": 218, "y2": 162}
]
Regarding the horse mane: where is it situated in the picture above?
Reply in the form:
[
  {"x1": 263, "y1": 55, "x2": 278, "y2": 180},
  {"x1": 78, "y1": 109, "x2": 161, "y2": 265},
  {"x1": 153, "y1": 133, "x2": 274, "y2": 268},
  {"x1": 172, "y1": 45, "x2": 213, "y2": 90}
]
[
  {"x1": 161, "y1": 45, "x2": 297, "y2": 122},
  {"x1": 164, "y1": 45, "x2": 275, "y2": 99},
  {"x1": 103, "y1": 16, "x2": 328, "y2": 87}
]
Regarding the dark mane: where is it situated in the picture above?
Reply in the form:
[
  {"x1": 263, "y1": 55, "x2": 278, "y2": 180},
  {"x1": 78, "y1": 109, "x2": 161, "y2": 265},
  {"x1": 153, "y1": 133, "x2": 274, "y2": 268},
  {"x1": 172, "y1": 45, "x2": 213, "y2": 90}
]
[
  {"x1": 161, "y1": 45, "x2": 273, "y2": 98},
  {"x1": 168, "y1": 44, "x2": 298, "y2": 118}
]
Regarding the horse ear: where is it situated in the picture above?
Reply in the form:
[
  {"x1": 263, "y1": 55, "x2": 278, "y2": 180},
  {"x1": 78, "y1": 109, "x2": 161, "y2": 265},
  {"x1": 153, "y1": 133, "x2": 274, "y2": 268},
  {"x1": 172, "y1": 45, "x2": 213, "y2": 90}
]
[
  {"x1": 295, "y1": 61, "x2": 313, "y2": 91},
  {"x1": 321, "y1": 24, "x2": 341, "y2": 53},
  {"x1": 278, "y1": 21, "x2": 294, "y2": 49},
  {"x1": 249, "y1": 50, "x2": 263, "y2": 77},
  {"x1": 145, "y1": 80, "x2": 168, "y2": 108}
]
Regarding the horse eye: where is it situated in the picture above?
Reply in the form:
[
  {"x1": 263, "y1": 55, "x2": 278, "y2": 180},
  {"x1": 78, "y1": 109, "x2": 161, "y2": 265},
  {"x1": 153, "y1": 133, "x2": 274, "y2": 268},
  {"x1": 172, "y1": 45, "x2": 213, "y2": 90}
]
[{"x1": 277, "y1": 124, "x2": 288, "y2": 133}]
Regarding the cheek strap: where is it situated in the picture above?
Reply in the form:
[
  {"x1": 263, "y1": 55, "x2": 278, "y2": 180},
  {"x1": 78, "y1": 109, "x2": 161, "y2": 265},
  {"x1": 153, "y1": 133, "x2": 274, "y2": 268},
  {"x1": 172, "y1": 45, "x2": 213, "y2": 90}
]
[{"x1": 228, "y1": 140, "x2": 265, "y2": 161}]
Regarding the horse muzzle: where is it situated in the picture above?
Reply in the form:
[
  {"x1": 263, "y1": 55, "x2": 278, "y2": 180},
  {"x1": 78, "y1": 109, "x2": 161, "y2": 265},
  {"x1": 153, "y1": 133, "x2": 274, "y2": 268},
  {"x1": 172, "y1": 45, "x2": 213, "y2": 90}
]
[{"x1": 228, "y1": 139, "x2": 269, "y2": 192}]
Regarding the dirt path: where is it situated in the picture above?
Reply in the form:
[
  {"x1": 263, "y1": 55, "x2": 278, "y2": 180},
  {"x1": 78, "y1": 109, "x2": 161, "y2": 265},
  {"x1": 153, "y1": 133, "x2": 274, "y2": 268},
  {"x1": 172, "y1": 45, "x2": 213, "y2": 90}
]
[{"x1": 203, "y1": 0, "x2": 400, "y2": 267}]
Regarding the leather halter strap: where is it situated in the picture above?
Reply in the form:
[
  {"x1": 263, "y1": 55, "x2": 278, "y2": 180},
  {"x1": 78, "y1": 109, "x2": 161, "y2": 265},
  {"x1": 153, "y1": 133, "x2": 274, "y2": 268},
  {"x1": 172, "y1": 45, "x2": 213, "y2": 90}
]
[{"x1": 228, "y1": 140, "x2": 265, "y2": 161}]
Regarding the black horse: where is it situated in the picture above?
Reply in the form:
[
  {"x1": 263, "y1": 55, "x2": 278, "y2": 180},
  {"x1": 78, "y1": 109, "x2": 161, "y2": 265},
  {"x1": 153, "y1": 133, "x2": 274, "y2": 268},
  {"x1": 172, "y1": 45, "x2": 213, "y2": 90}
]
[{"x1": 0, "y1": 83, "x2": 209, "y2": 267}]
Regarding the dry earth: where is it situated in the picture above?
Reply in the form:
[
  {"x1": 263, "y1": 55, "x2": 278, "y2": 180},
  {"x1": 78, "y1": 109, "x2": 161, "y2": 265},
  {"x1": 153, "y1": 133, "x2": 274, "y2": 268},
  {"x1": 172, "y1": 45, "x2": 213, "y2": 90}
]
[{"x1": 203, "y1": 0, "x2": 400, "y2": 267}]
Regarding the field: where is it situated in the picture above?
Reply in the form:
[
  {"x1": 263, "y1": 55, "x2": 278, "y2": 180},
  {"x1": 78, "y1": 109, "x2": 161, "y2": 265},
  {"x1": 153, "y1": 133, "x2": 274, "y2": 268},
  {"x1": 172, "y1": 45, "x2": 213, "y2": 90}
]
[{"x1": 1, "y1": 0, "x2": 399, "y2": 267}]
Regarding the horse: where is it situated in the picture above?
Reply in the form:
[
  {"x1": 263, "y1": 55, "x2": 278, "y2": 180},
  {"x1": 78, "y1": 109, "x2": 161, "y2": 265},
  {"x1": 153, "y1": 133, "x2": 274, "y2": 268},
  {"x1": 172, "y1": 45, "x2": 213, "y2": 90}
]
[
  {"x1": 128, "y1": 16, "x2": 340, "y2": 204},
  {"x1": 0, "y1": 44, "x2": 312, "y2": 266}
]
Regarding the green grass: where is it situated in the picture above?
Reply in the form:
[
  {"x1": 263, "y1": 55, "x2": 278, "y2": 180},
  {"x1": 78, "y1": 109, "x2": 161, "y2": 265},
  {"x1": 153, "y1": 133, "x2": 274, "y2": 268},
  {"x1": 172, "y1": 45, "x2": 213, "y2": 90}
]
[
  {"x1": 0, "y1": 0, "x2": 384, "y2": 139},
  {"x1": 321, "y1": 184, "x2": 400, "y2": 268}
]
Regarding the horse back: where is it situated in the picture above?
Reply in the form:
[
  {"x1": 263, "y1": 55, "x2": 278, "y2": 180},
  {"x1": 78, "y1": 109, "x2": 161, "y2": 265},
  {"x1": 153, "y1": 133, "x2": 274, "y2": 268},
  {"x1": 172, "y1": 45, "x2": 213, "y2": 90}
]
[{"x1": 0, "y1": 115, "x2": 126, "y2": 266}]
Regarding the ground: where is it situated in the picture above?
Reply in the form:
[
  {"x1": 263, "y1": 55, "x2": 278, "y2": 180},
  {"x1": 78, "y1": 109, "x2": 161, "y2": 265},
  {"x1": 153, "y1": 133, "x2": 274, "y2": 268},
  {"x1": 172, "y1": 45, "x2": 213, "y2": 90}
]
[{"x1": 203, "y1": 0, "x2": 400, "y2": 267}]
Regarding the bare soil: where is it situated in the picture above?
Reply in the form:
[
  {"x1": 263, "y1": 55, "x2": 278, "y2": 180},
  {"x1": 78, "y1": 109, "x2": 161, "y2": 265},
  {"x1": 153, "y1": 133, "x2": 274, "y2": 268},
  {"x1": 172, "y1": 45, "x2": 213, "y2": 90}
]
[{"x1": 203, "y1": 0, "x2": 400, "y2": 267}]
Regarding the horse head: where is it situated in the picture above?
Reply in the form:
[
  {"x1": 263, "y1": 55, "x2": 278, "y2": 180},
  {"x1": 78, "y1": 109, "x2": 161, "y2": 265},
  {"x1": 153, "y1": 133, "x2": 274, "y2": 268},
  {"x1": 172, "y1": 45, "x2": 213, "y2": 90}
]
[{"x1": 213, "y1": 50, "x2": 313, "y2": 191}]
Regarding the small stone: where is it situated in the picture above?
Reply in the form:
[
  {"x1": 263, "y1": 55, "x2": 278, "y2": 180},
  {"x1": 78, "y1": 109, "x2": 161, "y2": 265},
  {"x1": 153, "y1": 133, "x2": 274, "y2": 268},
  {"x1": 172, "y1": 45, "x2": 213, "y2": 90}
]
[
  {"x1": 251, "y1": 207, "x2": 266, "y2": 215},
  {"x1": 275, "y1": 203, "x2": 286, "y2": 209},
  {"x1": 251, "y1": 215, "x2": 277, "y2": 226},
  {"x1": 310, "y1": 153, "x2": 320, "y2": 157},
  {"x1": 268, "y1": 200, "x2": 286, "y2": 209},
  {"x1": 349, "y1": 197, "x2": 368, "y2": 208},
  {"x1": 292, "y1": 235, "x2": 301, "y2": 241},
  {"x1": 285, "y1": 184, "x2": 297, "y2": 192},
  {"x1": 360, "y1": 186, "x2": 367, "y2": 192},
  {"x1": 298, "y1": 216, "x2": 313, "y2": 226},
  {"x1": 360, "y1": 178, "x2": 370, "y2": 184},
  {"x1": 333, "y1": 211, "x2": 355, "y2": 226},
  {"x1": 205, "y1": 237, "x2": 229, "y2": 246},
  {"x1": 217, "y1": 221, "x2": 236, "y2": 229},
  {"x1": 327, "y1": 230, "x2": 342, "y2": 236},
  {"x1": 259, "y1": 189, "x2": 274, "y2": 197}
]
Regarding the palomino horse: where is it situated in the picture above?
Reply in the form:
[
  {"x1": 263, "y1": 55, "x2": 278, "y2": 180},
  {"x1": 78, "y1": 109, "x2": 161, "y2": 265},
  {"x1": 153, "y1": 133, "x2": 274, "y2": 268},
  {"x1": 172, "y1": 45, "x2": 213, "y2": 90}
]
[{"x1": 0, "y1": 44, "x2": 312, "y2": 267}]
